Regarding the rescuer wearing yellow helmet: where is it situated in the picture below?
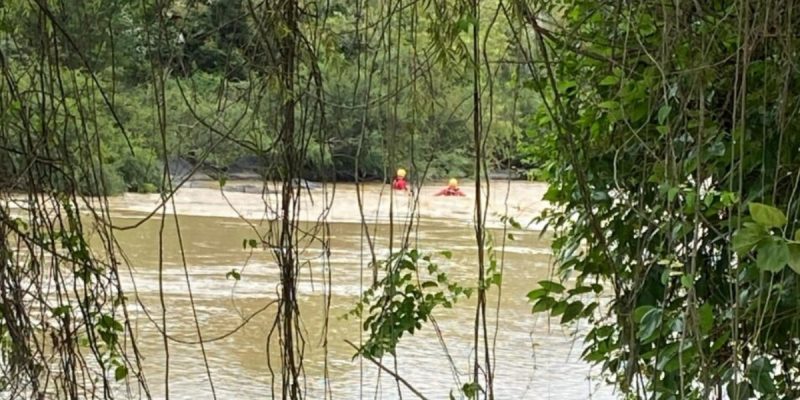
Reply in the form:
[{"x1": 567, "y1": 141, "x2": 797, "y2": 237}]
[
  {"x1": 392, "y1": 168, "x2": 409, "y2": 191},
  {"x1": 436, "y1": 178, "x2": 466, "y2": 196}
]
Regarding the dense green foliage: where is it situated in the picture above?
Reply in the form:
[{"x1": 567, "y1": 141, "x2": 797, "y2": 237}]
[
  {"x1": 521, "y1": 0, "x2": 800, "y2": 398},
  {"x1": 0, "y1": 0, "x2": 535, "y2": 194}
]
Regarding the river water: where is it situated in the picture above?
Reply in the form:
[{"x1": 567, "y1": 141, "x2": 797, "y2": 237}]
[{"x1": 102, "y1": 181, "x2": 613, "y2": 399}]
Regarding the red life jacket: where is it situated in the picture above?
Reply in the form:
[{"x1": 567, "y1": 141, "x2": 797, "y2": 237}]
[
  {"x1": 392, "y1": 178, "x2": 408, "y2": 190},
  {"x1": 436, "y1": 187, "x2": 465, "y2": 196}
]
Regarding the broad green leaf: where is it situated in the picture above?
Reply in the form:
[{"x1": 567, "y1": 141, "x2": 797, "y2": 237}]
[
  {"x1": 732, "y1": 224, "x2": 767, "y2": 254},
  {"x1": 599, "y1": 75, "x2": 619, "y2": 86},
  {"x1": 747, "y1": 357, "x2": 776, "y2": 394},
  {"x1": 591, "y1": 190, "x2": 609, "y2": 201},
  {"x1": 455, "y1": 18, "x2": 472, "y2": 33},
  {"x1": 532, "y1": 297, "x2": 554, "y2": 313},
  {"x1": 226, "y1": 269, "x2": 241, "y2": 281},
  {"x1": 551, "y1": 301, "x2": 567, "y2": 316},
  {"x1": 568, "y1": 286, "x2": 593, "y2": 295},
  {"x1": 637, "y1": 307, "x2": 662, "y2": 340},
  {"x1": 704, "y1": 193, "x2": 715, "y2": 208},
  {"x1": 527, "y1": 288, "x2": 548, "y2": 301},
  {"x1": 538, "y1": 280, "x2": 565, "y2": 293},
  {"x1": 657, "y1": 105, "x2": 671, "y2": 124},
  {"x1": 757, "y1": 240, "x2": 789, "y2": 273},
  {"x1": 698, "y1": 303, "x2": 713, "y2": 334},
  {"x1": 421, "y1": 281, "x2": 438, "y2": 289},
  {"x1": 561, "y1": 301, "x2": 584, "y2": 324},
  {"x1": 52, "y1": 305, "x2": 72, "y2": 317},
  {"x1": 667, "y1": 187, "x2": 679, "y2": 202},
  {"x1": 656, "y1": 343, "x2": 679, "y2": 370},
  {"x1": 634, "y1": 305, "x2": 655, "y2": 323},
  {"x1": 115, "y1": 365, "x2": 128, "y2": 381},
  {"x1": 542, "y1": 185, "x2": 561, "y2": 202},
  {"x1": 462, "y1": 382, "x2": 481, "y2": 399},
  {"x1": 788, "y1": 243, "x2": 800, "y2": 274},
  {"x1": 680, "y1": 274, "x2": 694, "y2": 289},
  {"x1": 749, "y1": 202, "x2": 787, "y2": 228},
  {"x1": 557, "y1": 80, "x2": 577, "y2": 93},
  {"x1": 598, "y1": 100, "x2": 619, "y2": 110},
  {"x1": 721, "y1": 192, "x2": 737, "y2": 207},
  {"x1": 726, "y1": 381, "x2": 752, "y2": 400},
  {"x1": 581, "y1": 302, "x2": 599, "y2": 317}
]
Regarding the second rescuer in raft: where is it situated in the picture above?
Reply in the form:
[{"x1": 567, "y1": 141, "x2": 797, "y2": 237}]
[{"x1": 435, "y1": 178, "x2": 466, "y2": 197}]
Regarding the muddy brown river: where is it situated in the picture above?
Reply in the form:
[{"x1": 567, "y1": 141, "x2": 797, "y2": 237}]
[{"x1": 100, "y1": 181, "x2": 613, "y2": 399}]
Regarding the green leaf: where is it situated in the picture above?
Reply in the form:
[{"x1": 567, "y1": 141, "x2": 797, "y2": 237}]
[
  {"x1": 721, "y1": 192, "x2": 737, "y2": 207},
  {"x1": 667, "y1": 187, "x2": 679, "y2": 202},
  {"x1": 748, "y1": 357, "x2": 776, "y2": 394},
  {"x1": 655, "y1": 343, "x2": 679, "y2": 370},
  {"x1": 543, "y1": 185, "x2": 561, "y2": 202},
  {"x1": 537, "y1": 280, "x2": 565, "y2": 293},
  {"x1": 598, "y1": 100, "x2": 619, "y2": 110},
  {"x1": 698, "y1": 303, "x2": 713, "y2": 334},
  {"x1": 226, "y1": 269, "x2": 241, "y2": 281},
  {"x1": 532, "y1": 297, "x2": 554, "y2": 313},
  {"x1": 726, "y1": 381, "x2": 752, "y2": 400},
  {"x1": 462, "y1": 382, "x2": 481, "y2": 399},
  {"x1": 732, "y1": 224, "x2": 767, "y2": 254},
  {"x1": 52, "y1": 305, "x2": 72, "y2": 317},
  {"x1": 680, "y1": 274, "x2": 694, "y2": 289},
  {"x1": 557, "y1": 80, "x2": 577, "y2": 93},
  {"x1": 218, "y1": 176, "x2": 227, "y2": 188},
  {"x1": 561, "y1": 301, "x2": 584, "y2": 324},
  {"x1": 114, "y1": 365, "x2": 128, "y2": 381},
  {"x1": 633, "y1": 305, "x2": 655, "y2": 323},
  {"x1": 421, "y1": 281, "x2": 438, "y2": 289},
  {"x1": 787, "y1": 243, "x2": 800, "y2": 274},
  {"x1": 599, "y1": 75, "x2": 619, "y2": 86},
  {"x1": 795, "y1": 229, "x2": 800, "y2": 242},
  {"x1": 527, "y1": 288, "x2": 548, "y2": 301},
  {"x1": 248, "y1": 239, "x2": 258, "y2": 249},
  {"x1": 440, "y1": 250, "x2": 453, "y2": 259},
  {"x1": 455, "y1": 18, "x2": 472, "y2": 33},
  {"x1": 568, "y1": 286, "x2": 593, "y2": 295},
  {"x1": 657, "y1": 104, "x2": 671, "y2": 124},
  {"x1": 756, "y1": 239, "x2": 789, "y2": 273},
  {"x1": 591, "y1": 190, "x2": 609, "y2": 201},
  {"x1": 551, "y1": 301, "x2": 567, "y2": 316},
  {"x1": 637, "y1": 307, "x2": 662, "y2": 340},
  {"x1": 749, "y1": 202, "x2": 787, "y2": 228}
]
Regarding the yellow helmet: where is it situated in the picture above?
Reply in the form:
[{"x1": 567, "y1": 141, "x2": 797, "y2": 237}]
[
  {"x1": 448, "y1": 178, "x2": 458, "y2": 188},
  {"x1": 397, "y1": 168, "x2": 407, "y2": 178}
]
